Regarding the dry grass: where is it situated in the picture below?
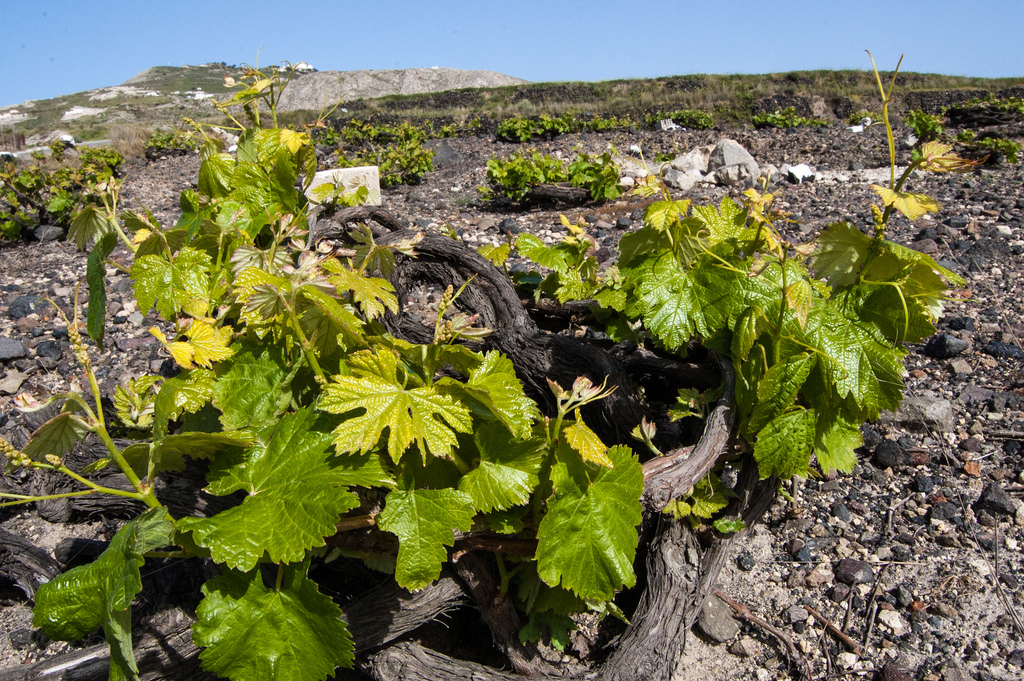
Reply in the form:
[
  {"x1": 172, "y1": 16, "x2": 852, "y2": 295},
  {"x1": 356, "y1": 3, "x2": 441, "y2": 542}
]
[{"x1": 109, "y1": 123, "x2": 152, "y2": 158}]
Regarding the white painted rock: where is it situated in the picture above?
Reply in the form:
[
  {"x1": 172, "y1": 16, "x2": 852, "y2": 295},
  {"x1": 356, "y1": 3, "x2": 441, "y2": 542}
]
[
  {"x1": 306, "y1": 167, "x2": 381, "y2": 206},
  {"x1": 787, "y1": 163, "x2": 817, "y2": 184}
]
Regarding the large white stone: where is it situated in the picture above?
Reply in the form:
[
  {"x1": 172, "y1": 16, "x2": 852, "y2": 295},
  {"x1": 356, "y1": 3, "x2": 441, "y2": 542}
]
[
  {"x1": 663, "y1": 168, "x2": 697, "y2": 191},
  {"x1": 670, "y1": 144, "x2": 714, "y2": 174},
  {"x1": 306, "y1": 167, "x2": 381, "y2": 206},
  {"x1": 708, "y1": 139, "x2": 759, "y2": 179}
]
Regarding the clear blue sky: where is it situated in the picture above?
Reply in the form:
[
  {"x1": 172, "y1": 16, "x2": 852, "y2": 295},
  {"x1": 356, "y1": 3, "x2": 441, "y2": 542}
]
[{"x1": 2, "y1": 0, "x2": 1022, "y2": 107}]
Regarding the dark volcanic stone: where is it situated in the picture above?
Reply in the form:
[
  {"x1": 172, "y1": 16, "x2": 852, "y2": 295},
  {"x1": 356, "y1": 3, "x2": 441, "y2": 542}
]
[
  {"x1": 615, "y1": 217, "x2": 632, "y2": 230},
  {"x1": 923, "y1": 333, "x2": 969, "y2": 359},
  {"x1": 34, "y1": 339, "x2": 62, "y2": 360},
  {"x1": 736, "y1": 552, "x2": 755, "y2": 571},
  {"x1": 697, "y1": 594, "x2": 740, "y2": 642},
  {"x1": 929, "y1": 501, "x2": 961, "y2": 522},
  {"x1": 834, "y1": 558, "x2": 874, "y2": 585},
  {"x1": 33, "y1": 224, "x2": 64, "y2": 242},
  {"x1": 498, "y1": 218, "x2": 520, "y2": 235},
  {"x1": 831, "y1": 501, "x2": 851, "y2": 521},
  {"x1": 984, "y1": 341, "x2": 1024, "y2": 360},
  {"x1": 975, "y1": 483, "x2": 1017, "y2": 517},
  {"x1": 0, "y1": 337, "x2": 28, "y2": 360},
  {"x1": 879, "y1": 662, "x2": 913, "y2": 681},
  {"x1": 6, "y1": 295, "x2": 38, "y2": 319},
  {"x1": 913, "y1": 475, "x2": 935, "y2": 494},
  {"x1": 874, "y1": 440, "x2": 910, "y2": 468}
]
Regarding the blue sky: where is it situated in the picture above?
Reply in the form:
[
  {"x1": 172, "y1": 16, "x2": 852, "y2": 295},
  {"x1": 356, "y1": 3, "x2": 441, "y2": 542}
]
[{"x1": 2, "y1": 0, "x2": 1022, "y2": 107}]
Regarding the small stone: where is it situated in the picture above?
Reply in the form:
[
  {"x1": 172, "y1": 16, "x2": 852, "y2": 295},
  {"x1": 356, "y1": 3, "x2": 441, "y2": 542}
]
[
  {"x1": 831, "y1": 501, "x2": 851, "y2": 521},
  {"x1": 784, "y1": 605, "x2": 809, "y2": 623},
  {"x1": 127, "y1": 311, "x2": 145, "y2": 327},
  {"x1": 805, "y1": 566, "x2": 834, "y2": 588},
  {"x1": 879, "y1": 662, "x2": 913, "y2": 681},
  {"x1": 948, "y1": 359, "x2": 972, "y2": 375},
  {"x1": 728, "y1": 636, "x2": 758, "y2": 657},
  {"x1": 924, "y1": 333, "x2": 969, "y2": 359},
  {"x1": 875, "y1": 440, "x2": 910, "y2": 468},
  {"x1": 697, "y1": 594, "x2": 740, "y2": 643},
  {"x1": 929, "y1": 602, "x2": 958, "y2": 619},
  {"x1": 477, "y1": 216, "x2": 496, "y2": 231},
  {"x1": 836, "y1": 652, "x2": 860, "y2": 670},
  {"x1": 7, "y1": 628, "x2": 34, "y2": 651},
  {"x1": 834, "y1": 558, "x2": 874, "y2": 585},
  {"x1": 877, "y1": 609, "x2": 909, "y2": 636},
  {"x1": 963, "y1": 461, "x2": 982, "y2": 477},
  {"x1": 615, "y1": 217, "x2": 632, "y2": 230},
  {"x1": 34, "y1": 224, "x2": 64, "y2": 242},
  {"x1": 0, "y1": 370, "x2": 28, "y2": 395},
  {"x1": 830, "y1": 583, "x2": 851, "y2": 602},
  {"x1": 0, "y1": 337, "x2": 28, "y2": 361},
  {"x1": 736, "y1": 552, "x2": 755, "y2": 571},
  {"x1": 34, "y1": 339, "x2": 62, "y2": 360},
  {"x1": 975, "y1": 482, "x2": 1018, "y2": 516},
  {"x1": 985, "y1": 341, "x2": 1024, "y2": 360},
  {"x1": 6, "y1": 295, "x2": 38, "y2": 320},
  {"x1": 894, "y1": 585, "x2": 915, "y2": 608},
  {"x1": 498, "y1": 218, "x2": 520, "y2": 236}
]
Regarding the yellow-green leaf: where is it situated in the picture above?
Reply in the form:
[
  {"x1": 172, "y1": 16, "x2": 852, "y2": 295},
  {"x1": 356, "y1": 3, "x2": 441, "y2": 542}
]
[
  {"x1": 563, "y1": 411, "x2": 612, "y2": 467},
  {"x1": 871, "y1": 185, "x2": 941, "y2": 221},
  {"x1": 785, "y1": 279, "x2": 813, "y2": 329}
]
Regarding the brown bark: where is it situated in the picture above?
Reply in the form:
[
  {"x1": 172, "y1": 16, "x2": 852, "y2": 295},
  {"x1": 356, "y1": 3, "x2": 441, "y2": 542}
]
[{"x1": 523, "y1": 184, "x2": 590, "y2": 205}]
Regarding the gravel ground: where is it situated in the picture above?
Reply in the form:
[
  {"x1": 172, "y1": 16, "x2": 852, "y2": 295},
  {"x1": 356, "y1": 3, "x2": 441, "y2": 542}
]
[{"x1": 2, "y1": 121, "x2": 1023, "y2": 680}]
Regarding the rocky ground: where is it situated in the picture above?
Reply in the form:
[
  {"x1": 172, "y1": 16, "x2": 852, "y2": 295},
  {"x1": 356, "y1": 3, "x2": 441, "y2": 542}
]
[{"x1": 2, "y1": 120, "x2": 1023, "y2": 681}]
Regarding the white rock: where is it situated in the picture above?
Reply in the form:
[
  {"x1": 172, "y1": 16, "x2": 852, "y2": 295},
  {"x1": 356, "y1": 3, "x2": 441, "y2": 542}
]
[
  {"x1": 848, "y1": 125, "x2": 864, "y2": 133},
  {"x1": 787, "y1": 164, "x2": 817, "y2": 184},
  {"x1": 708, "y1": 139, "x2": 759, "y2": 179},
  {"x1": 993, "y1": 225, "x2": 1013, "y2": 237},
  {"x1": 619, "y1": 176, "x2": 635, "y2": 189},
  {"x1": 663, "y1": 168, "x2": 697, "y2": 191},
  {"x1": 306, "y1": 167, "x2": 382, "y2": 206},
  {"x1": 877, "y1": 609, "x2": 909, "y2": 636},
  {"x1": 656, "y1": 119, "x2": 679, "y2": 131},
  {"x1": 709, "y1": 163, "x2": 755, "y2": 188},
  {"x1": 670, "y1": 145, "x2": 714, "y2": 174},
  {"x1": 836, "y1": 653, "x2": 860, "y2": 670}
]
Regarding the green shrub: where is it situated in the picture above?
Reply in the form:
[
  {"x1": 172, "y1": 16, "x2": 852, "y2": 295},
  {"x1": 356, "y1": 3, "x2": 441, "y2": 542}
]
[
  {"x1": 752, "y1": 107, "x2": 829, "y2": 129},
  {"x1": 903, "y1": 109, "x2": 944, "y2": 141},
  {"x1": 483, "y1": 149, "x2": 623, "y2": 202}
]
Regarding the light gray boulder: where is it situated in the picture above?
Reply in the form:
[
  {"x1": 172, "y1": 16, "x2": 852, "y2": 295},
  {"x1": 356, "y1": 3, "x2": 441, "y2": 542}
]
[
  {"x1": 662, "y1": 168, "x2": 698, "y2": 192},
  {"x1": 708, "y1": 139, "x2": 759, "y2": 179},
  {"x1": 708, "y1": 163, "x2": 755, "y2": 188},
  {"x1": 670, "y1": 145, "x2": 713, "y2": 174}
]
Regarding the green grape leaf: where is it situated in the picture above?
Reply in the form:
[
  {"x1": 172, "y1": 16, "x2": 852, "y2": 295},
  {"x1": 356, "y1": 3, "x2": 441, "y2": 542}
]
[
  {"x1": 153, "y1": 368, "x2": 215, "y2": 440},
  {"x1": 193, "y1": 564, "x2": 352, "y2": 681},
  {"x1": 320, "y1": 348, "x2": 473, "y2": 462},
  {"x1": 516, "y1": 233, "x2": 566, "y2": 271},
  {"x1": 563, "y1": 411, "x2": 613, "y2": 467},
  {"x1": 814, "y1": 412, "x2": 861, "y2": 475},
  {"x1": 806, "y1": 305, "x2": 905, "y2": 418},
  {"x1": 617, "y1": 225, "x2": 671, "y2": 268},
  {"x1": 322, "y1": 259, "x2": 399, "y2": 320},
  {"x1": 689, "y1": 474, "x2": 730, "y2": 519},
  {"x1": 212, "y1": 340, "x2": 290, "y2": 431},
  {"x1": 478, "y1": 242, "x2": 511, "y2": 267},
  {"x1": 713, "y1": 518, "x2": 746, "y2": 534},
  {"x1": 871, "y1": 185, "x2": 941, "y2": 221},
  {"x1": 747, "y1": 353, "x2": 817, "y2": 435},
  {"x1": 150, "y1": 431, "x2": 255, "y2": 474},
  {"x1": 457, "y1": 422, "x2": 544, "y2": 513},
  {"x1": 626, "y1": 252, "x2": 704, "y2": 348},
  {"x1": 33, "y1": 509, "x2": 173, "y2": 679},
  {"x1": 86, "y1": 232, "x2": 118, "y2": 348},
  {"x1": 691, "y1": 196, "x2": 746, "y2": 242},
  {"x1": 377, "y1": 486, "x2": 475, "y2": 590},
  {"x1": 519, "y1": 611, "x2": 575, "y2": 652},
  {"x1": 198, "y1": 153, "x2": 236, "y2": 199},
  {"x1": 177, "y1": 408, "x2": 376, "y2": 571},
  {"x1": 732, "y1": 306, "x2": 763, "y2": 361},
  {"x1": 457, "y1": 350, "x2": 540, "y2": 439},
  {"x1": 645, "y1": 199, "x2": 690, "y2": 232},
  {"x1": 536, "y1": 444, "x2": 643, "y2": 601},
  {"x1": 753, "y1": 408, "x2": 816, "y2": 479},
  {"x1": 485, "y1": 510, "x2": 526, "y2": 535},
  {"x1": 785, "y1": 279, "x2": 813, "y2": 329},
  {"x1": 22, "y1": 412, "x2": 91, "y2": 461},
  {"x1": 68, "y1": 203, "x2": 116, "y2": 250},
  {"x1": 810, "y1": 221, "x2": 871, "y2": 288},
  {"x1": 297, "y1": 285, "x2": 365, "y2": 344},
  {"x1": 131, "y1": 247, "x2": 212, "y2": 318}
]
